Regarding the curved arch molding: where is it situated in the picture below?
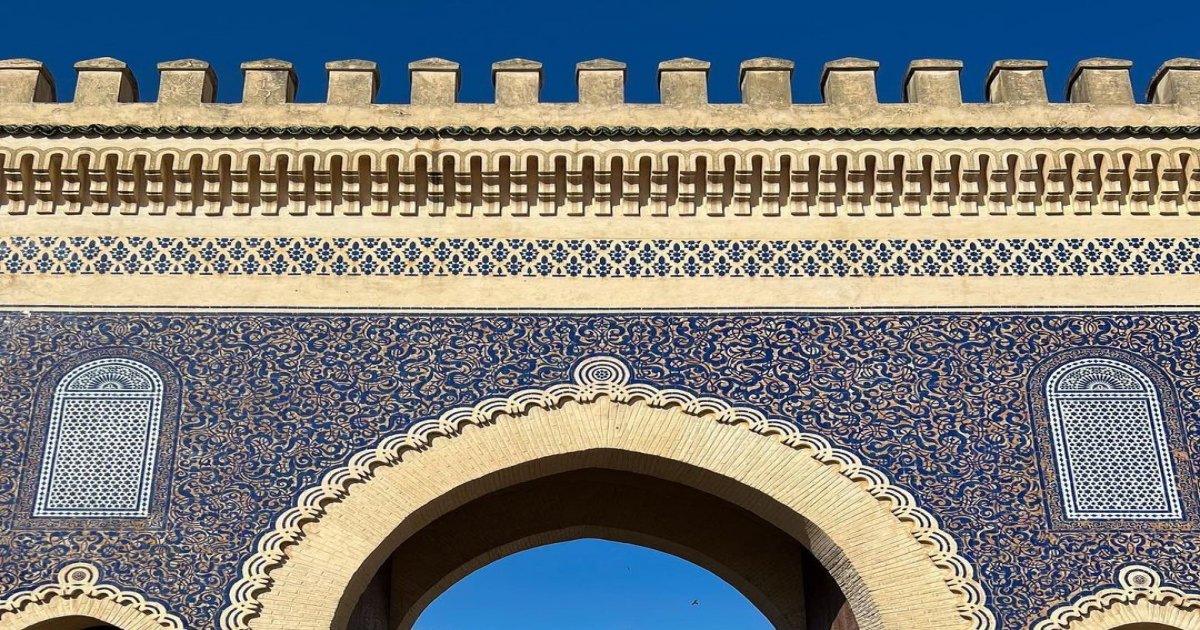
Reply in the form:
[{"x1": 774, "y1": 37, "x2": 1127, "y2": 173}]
[
  {"x1": 220, "y1": 355, "x2": 995, "y2": 630},
  {"x1": 0, "y1": 562, "x2": 183, "y2": 629},
  {"x1": 1033, "y1": 564, "x2": 1200, "y2": 630}
]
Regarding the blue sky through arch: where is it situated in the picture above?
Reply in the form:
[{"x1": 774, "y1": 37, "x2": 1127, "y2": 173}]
[{"x1": 413, "y1": 539, "x2": 771, "y2": 630}]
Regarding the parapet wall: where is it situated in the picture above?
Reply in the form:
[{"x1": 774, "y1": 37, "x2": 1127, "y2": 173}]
[
  {"x1": 0, "y1": 56, "x2": 1199, "y2": 221},
  {"x1": 3, "y1": 55, "x2": 1200, "y2": 108}
]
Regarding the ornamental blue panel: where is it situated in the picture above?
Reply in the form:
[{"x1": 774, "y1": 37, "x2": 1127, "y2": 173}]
[
  {"x1": 34, "y1": 358, "x2": 165, "y2": 518},
  {"x1": 0, "y1": 312, "x2": 1199, "y2": 630},
  {"x1": 1046, "y1": 358, "x2": 1182, "y2": 520}
]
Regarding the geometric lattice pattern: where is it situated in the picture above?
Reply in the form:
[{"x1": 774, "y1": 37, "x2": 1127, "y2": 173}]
[
  {"x1": 34, "y1": 358, "x2": 164, "y2": 518},
  {"x1": 2, "y1": 235, "x2": 1200, "y2": 278},
  {"x1": 1046, "y1": 358, "x2": 1182, "y2": 520}
]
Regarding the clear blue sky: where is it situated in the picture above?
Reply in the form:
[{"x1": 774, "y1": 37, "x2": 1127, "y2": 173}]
[
  {"x1": 3, "y1": 0, "x2": 1195, "y2": 104},
  {"x1": 414, "y1": 539, "x2": 771, "y2": 630}
]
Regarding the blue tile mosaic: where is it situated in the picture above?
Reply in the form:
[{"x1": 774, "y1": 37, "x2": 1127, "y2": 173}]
[{"x1": 0, "y1": 312, "x2": 1199, "y2": 629}]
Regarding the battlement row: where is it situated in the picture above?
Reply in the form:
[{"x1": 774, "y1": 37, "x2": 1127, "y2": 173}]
[{"x1": 0, "y1": 56, "x2": 1198, "y2": 107}]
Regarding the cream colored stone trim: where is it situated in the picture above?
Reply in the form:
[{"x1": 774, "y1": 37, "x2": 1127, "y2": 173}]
[
  {"x1": 222, "y1": 356, "x2": 993, "y2": 630},
  {"x1": 6, "y1": 274, "x2": 1200, "y2": 309},
  {"x1": 1033, "y1": 565, "x2": 1200, "y2": 630},
  {"x1": 2, "y1": 142, "x2": 1198, "y2": 217},
  {"x1": 0, "y1": 562, "x2": 184, "y2": 630}
]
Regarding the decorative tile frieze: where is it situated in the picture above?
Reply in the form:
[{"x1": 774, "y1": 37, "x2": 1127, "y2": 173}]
[{"x1": 3, "y1": 235, "x2": 1200, "y2": 278}]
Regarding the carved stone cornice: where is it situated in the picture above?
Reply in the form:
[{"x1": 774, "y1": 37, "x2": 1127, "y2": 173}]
[{"x1": 2, "y1": 142, "x2": 1197, "y2": 217}]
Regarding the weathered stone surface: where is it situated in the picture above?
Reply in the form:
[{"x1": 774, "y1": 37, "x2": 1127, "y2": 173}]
[
  {"x1": 904, "y1": 59, "x2": 963, "y2": 105},
  {"x1": 576, "y1": 58, "x2": 625, "y2": 105},
  {"x1": 1149, "y1": 57, "x2": 1200, "y2": 105},
  {"x1": 0, "y1": 58, "x2": 55, "y2": 103},
  {"x1": 325, "y1": 59, "x2": 378, "y2": 106},
  {"x1": 739, "y1": 57, "x2": 794, "y2": 106},
  {"x1": 157, "y1": 59, "x2": 216, "y2": 105},
  {"x1": 409, "y1": 57, "x2": 459, "y2": 105},
  {"x1": 985, "y1": 59, "x2": 1048, "y2": 104},
  {"x1": 657, "y1": 57, "x2": 709, "y2": 106},
  {"x1": 240, "y1": 58, "x2": 296, "y2": 104},
  {"x1": 1068, "y1": 57, "x2": 1134, "y2": 105},
  {"x1": 820, "y1": 57, "x2": 879, "y2": 105},
  {"x1": 74, "y1": 57, "x2": 137, "y2": 104},
  {"x1": 492, "y1": 58, "x2": 542, "y2": 106}
]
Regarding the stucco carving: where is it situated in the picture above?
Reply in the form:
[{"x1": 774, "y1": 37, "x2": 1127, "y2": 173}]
[
  {"x1": 2, "y1": 143, "x2": 1197, "y2": 217},
  {"x1": 1034, "y1": 564, "x2": 1200, "y2": 630},
  {"x1": 0, "y1": 561, "x2": 184, "y2": 629}
]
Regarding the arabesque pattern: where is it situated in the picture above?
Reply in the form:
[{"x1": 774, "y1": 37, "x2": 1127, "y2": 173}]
[
  {"x1": 220, "y1": 355, "x2": 991, "y2": 630},
  {"x1": 0, "y1": 313, "x2": 1199, "y2": 629}
]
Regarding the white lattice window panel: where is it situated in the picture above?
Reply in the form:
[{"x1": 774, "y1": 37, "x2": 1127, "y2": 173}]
[
  {"x1": 34, "y1": 358, "x2": 165, "y2": 518},
  {"x1": 1045, "y1": 358, "x2": 1182, "y2": 520}
]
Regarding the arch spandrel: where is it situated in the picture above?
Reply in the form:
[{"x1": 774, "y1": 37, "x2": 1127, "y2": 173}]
[{"x1": 226, "y1": 356, "x2": 991, "y2": 630}]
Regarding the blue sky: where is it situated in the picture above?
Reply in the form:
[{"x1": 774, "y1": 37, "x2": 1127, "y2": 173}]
[
  {"x1": 413, "y1": 539, "x2": 771, "y2": 629},
  {"x1": 3, "y1": 0, "x2": 1195, "y2": 104}
]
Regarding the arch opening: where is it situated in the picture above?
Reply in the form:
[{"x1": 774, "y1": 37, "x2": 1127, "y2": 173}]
[
  {"x1": 346, "y1": 465, "x2": 859, "y2": 630},
  {"x1": 238, "y1": 380, "x2": 984, "y2": 630},
  {"x1": 24, "y1": 620, "x2": 121, "y2": 630}
]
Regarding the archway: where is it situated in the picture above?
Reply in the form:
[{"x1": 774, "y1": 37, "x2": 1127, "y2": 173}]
[
  {"x1": 348, "y1": 465, "x2": 858, "y2": 629},
  {"x1": 224, "y1": 357, "x2": 991, "y2": 630}
]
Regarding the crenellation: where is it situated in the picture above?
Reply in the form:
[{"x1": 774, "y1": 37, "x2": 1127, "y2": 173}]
[
  {"x1": 240, "y1": 58, "x2": 296, "y2": 105},
  {"x1": 156, "y1": 59, "x2": 216, "y2": 105},
  {"x1": 985, "y1": 59, "x2": 1048, "y2": 104},
  {"x1": 820, "y1": 57, "x2": 879, "y2": 105},
  {"x1": 903, "y1": 59, "x2": 963, "y2": 106},
  {"x1": 1067, "y1": 57, "x2": 1135, "y2": 105},
  {"x1": 492, "y1": 58, "x2": 542, "y2": 106},
  {"x1": 1149, "y1": 58, "x2": 1200, "y2": 106},
  {"x1": 576, "y1": 58, "x2": 626, "y2": 105},
  {"x1": 0, "y1": 58, "x2": 55, "y2": 103},
  {"x1": 73, "y1": 57, "x2": 137, "y2": 104},
  {"x1": 739, "y1": 57, "x2": 794, "y2": 106},
  {"x1": 325, "y1": 59, "x2": 379, "y2": 106},
  {"x1": 408, "y1": 57, "x2": 460, "y2": 105},
  {"x1": 0, "y1": 56, "x2": 1197, "y2": 108},
  {"x1": 657, "y1": 57, "x2": 709, "y2": 106}
]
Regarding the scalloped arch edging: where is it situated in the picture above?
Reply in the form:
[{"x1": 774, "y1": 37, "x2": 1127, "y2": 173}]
[
  {"x1": 1034, "y1": 564, "x2": 1200, "y2": 630},
  {"x1": 219, "y1": 355, "x2": 995, "y2": 630},
  {"x1": 0, "y1": 561, "x2": 183, "y2": 629}
]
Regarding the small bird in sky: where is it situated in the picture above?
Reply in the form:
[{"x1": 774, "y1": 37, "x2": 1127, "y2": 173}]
[{"x1": 691, "y1": 599, "x2": 700, "y2": 606}]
